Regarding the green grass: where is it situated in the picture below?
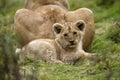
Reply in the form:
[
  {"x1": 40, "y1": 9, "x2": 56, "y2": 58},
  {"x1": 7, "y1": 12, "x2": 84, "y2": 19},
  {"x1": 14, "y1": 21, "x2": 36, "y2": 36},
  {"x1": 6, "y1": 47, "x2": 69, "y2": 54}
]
[{"x1": 0, "y1": 0, "x2": 120, "y2": 80}]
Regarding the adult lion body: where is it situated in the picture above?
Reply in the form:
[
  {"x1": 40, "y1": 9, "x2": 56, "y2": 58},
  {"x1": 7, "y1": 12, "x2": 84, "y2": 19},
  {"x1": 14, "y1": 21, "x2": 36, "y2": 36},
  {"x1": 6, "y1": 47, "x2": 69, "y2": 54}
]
[{"x1": 14, "y1": 0, "x2": 95, "y2": 51}]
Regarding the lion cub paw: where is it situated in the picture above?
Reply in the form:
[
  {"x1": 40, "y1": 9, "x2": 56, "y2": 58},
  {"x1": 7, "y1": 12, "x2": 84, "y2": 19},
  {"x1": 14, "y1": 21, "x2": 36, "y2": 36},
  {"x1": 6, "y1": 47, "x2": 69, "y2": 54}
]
[
  {"x1": 88, "y1": 54, "x2": 101, "y2": 63},
  {"x1": 63, "y1": 57, "x2": 80, "y2": 65}
]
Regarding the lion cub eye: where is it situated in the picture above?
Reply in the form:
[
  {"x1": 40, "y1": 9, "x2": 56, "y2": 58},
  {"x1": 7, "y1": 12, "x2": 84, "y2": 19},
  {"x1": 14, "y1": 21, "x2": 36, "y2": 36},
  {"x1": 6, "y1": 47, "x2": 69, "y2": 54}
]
[
  {"x1": 73, "y1": 32, "x2": 77, "y2": 35},
  {"x1": 64, "y1": 33, "x2": 68, "y2": 37}
]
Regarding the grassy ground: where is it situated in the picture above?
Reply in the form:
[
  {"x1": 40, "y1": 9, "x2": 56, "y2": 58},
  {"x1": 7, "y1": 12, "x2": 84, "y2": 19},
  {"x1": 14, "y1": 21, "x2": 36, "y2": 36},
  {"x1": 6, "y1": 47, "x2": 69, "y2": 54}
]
[{"x1": 0, "y1": 0, "x2": 120, "y2": 80}]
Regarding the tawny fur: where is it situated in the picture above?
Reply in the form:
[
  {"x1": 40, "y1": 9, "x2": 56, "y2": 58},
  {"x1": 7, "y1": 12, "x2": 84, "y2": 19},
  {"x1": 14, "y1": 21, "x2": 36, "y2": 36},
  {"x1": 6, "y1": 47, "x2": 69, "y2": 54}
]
[
  {"x1": 14, "y1": 0, "x2": 95, "y2": 51},
  {"x1": 19, "y1": 20, "x2": 96, "y2": 64},
  {"x1": 25, "y1": 0, "x2": 69, "y2": 10}
]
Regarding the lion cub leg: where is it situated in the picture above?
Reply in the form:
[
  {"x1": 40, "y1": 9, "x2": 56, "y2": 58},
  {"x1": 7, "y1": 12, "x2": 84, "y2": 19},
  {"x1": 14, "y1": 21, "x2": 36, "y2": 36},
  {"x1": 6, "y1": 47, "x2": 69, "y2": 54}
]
[
  {"x1": 43, "y1": 49, "x2": 63, "y2": 64},
  {"x1": 62, "y1": 52, "x2": 83, "y2": 65},
  {"x1": 62, "y1": 50, "x2": 99, "y2": 65},
  {"x1": 79, "y1": 50, "x2": 100, "y2": 62}
]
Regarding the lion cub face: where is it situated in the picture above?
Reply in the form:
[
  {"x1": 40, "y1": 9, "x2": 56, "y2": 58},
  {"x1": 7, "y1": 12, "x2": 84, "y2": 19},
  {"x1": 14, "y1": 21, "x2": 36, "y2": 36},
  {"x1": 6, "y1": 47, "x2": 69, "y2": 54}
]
[{"x1": 53, "y1": 20, "x2": 85, "y2": 49}]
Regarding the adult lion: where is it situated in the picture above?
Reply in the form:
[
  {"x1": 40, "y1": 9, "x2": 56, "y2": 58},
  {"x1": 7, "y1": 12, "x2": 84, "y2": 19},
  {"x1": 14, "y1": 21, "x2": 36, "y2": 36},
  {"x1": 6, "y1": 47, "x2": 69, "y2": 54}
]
[{"x1": 14, "y1": 0, "x2": 95, "y2": 51}]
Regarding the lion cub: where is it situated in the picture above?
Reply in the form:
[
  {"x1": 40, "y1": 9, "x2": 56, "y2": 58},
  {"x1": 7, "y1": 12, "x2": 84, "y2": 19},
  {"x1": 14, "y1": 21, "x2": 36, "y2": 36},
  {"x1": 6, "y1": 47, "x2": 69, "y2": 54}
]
[{"x1": 20, "y1": 20, "x2": 95, "y2": 64}]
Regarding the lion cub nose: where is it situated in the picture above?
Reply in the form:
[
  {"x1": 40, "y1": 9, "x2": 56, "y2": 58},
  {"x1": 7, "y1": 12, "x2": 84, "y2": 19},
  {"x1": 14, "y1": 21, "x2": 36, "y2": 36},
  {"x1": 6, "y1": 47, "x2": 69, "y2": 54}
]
[{"x1": 69, "y1": 41, "x2": 74, "y2": 45}]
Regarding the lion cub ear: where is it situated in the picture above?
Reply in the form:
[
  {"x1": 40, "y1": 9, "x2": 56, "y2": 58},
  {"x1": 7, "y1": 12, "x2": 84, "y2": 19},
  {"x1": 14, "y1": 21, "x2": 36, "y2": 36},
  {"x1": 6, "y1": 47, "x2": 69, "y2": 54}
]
[
  {"x1": 75, "y1": 20, "x2": 85, "y2": 31},
  {"x1": 53, "y1": 23, "x2": 63, "y2": 34}
]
